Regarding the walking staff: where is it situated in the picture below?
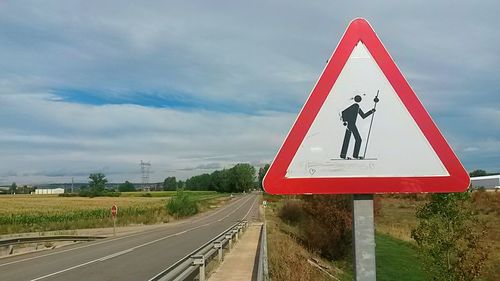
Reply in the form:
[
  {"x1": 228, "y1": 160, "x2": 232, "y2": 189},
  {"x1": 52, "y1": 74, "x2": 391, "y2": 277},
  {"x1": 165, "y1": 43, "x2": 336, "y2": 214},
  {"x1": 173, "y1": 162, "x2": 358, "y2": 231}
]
[{"x1": 362, "y1": 90, "x2": 380, "y2": 159}]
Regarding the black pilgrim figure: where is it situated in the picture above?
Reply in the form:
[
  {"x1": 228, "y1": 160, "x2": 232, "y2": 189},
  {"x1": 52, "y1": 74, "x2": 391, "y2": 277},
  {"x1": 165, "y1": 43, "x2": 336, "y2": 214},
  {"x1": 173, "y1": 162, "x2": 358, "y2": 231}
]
[{"x1": 340, "y1": 94, "x2": 378, "y2": 159}]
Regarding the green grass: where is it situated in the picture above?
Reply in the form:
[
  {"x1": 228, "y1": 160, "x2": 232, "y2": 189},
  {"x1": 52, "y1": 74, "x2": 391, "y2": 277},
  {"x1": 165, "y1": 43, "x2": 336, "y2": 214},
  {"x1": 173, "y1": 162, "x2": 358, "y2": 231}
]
[{"x1": 376, "y1": 233, "x2": 427, "y2": 281}]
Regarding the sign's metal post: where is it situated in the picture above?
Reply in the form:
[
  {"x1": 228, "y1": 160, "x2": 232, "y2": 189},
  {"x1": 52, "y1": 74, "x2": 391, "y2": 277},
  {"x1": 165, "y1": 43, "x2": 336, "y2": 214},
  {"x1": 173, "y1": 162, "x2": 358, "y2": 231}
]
[
  {"x1": 113, "y1": 217, "x2": 116, "y2": 237},
  {"x1": 352, "y1": 194, "x2": 376, "y2": 281}
]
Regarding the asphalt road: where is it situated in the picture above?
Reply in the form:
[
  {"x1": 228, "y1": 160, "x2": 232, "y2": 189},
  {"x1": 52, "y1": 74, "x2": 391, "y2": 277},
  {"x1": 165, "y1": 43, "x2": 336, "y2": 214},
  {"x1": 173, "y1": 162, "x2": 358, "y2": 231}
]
[{"x1": 0, "y1": 193, "x2": 260, "y2": 281}]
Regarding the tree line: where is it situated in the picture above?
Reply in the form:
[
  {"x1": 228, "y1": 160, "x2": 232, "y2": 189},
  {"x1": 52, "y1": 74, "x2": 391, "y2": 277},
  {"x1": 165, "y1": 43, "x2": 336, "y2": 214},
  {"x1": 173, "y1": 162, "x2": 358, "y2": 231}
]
[
  {"x1": 163, "y1": 163, "x2": 264, "y2": 193},
  {"x1": 78, "y1": 162, "x2": 264, "y2": 196},
  {"x1": 3, "y1": 163, "x2": 271, "y2": 195}
]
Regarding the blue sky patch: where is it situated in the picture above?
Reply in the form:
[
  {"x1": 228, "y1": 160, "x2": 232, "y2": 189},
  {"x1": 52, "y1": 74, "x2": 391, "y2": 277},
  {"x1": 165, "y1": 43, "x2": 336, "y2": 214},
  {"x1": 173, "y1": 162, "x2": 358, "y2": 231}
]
[{"x1": 51, "y1": 88, "x2": 301, "y2": 114}]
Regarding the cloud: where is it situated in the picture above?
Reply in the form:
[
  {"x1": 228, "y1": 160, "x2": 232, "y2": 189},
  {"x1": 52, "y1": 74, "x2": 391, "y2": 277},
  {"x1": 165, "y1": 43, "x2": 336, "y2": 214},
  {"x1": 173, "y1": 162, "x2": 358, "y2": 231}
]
[
  {"x1": 0, "y1": 1, "x2": 499, "y2": 184},
  {"x1": 178, "y1": 163, "x2": 223, "y2": 172},
  {"x1": 0, "y1": 94, "x2": 294, "y2": 183},
  {"x1": 0, "y1": 170, "x2": 18, "y2": 177},
  {"x1": 464, "y1": 147, "x2": 479, "y2": 152}
]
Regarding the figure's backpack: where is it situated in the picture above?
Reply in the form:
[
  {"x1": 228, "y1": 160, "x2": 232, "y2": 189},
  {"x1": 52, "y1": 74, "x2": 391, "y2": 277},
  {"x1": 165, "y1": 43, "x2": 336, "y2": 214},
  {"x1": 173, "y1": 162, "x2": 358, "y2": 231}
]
[{"x1": 341, "y1": 108, "x2": 348, "y2": 126}]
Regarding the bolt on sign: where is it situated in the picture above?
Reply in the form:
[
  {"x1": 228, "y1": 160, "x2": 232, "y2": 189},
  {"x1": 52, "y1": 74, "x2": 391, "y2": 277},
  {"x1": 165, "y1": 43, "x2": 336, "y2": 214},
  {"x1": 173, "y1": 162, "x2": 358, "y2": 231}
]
[{"x1": 263, "y1": 18, "x2": 469, "y2": 195}]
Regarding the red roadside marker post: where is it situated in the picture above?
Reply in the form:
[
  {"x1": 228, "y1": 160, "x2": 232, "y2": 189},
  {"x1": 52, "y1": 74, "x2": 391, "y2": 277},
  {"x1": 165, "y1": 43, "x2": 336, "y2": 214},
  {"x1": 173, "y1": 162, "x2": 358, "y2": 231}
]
[
  {"x1": 111, "y1": 204, "x2": 118, "y2": 237},
  {"x1": 263, "y1": 18, "x2": 469, "y2": 281}
]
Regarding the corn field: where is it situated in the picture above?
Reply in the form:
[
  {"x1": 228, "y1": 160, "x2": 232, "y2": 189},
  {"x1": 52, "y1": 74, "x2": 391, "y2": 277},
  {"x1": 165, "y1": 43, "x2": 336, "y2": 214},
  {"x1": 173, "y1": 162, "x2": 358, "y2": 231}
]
[{"x1": 0, "y1": 192, "x2": 226, "y2": 235}]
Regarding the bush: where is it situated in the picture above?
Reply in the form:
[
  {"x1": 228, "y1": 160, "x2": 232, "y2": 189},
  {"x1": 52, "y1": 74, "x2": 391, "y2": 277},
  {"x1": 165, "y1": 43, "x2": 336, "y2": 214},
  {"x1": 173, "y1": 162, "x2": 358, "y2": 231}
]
[
  {"x1": 279, "y1": 200, "x2": 304, "y2": 225},
  {"x1": 77, "y1": 190, "x2": 121, "y2": 198},
  {"x1": 58, "y1": 193, "x2": 79, "y2": 197},
  {"x1": 301, "y1": 195, "x2": 353, "y2": 260},
  {"x1": 167, "y1": 189, "x2": 199, "y2": 217},
  {"x1": 411, "y1": 193, "x2": 489, "y2": 281}
]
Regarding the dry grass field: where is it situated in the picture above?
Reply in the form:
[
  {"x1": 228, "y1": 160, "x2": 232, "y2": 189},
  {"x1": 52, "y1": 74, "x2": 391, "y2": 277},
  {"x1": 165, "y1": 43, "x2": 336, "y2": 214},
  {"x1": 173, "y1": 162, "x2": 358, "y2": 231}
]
[{"x1": 0, "y1": 191, "x2": 227, "y2": 236}]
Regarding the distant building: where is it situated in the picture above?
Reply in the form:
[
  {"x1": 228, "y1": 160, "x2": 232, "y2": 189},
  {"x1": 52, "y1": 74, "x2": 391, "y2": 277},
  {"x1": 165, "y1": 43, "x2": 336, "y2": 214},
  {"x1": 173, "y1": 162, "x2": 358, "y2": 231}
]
[
  {"x1": 470, "y1": 175, "x2": 500, "y2": 190},
  {"x1": 34, "y1": 188, "x2": 65, "y2": 195}
]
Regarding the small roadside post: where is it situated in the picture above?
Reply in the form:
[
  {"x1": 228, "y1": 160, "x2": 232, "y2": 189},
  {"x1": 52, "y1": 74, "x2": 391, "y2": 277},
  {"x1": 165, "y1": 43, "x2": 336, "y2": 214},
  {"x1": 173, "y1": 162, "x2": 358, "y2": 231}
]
[
  {"x1": 263, "y1": 18, "x2": 469, "y2": 281},
  {"x1": 111, "y1": 204, "x2": 118, "y2": 237}
]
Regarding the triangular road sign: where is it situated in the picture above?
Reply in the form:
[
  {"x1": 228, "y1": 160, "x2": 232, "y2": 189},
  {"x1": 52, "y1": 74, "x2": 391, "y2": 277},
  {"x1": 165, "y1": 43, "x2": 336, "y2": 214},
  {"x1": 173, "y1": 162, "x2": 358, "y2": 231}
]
[{"x1": 263, "y1": 18, "x2": 469, "y2": 194}]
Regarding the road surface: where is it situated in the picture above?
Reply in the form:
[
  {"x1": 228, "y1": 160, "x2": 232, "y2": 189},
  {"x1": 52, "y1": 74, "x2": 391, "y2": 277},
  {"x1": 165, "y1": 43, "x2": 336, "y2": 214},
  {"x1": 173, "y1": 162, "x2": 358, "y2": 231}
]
[{"x1": 0, "y1": 193, "x2": 260, "y2": 281}]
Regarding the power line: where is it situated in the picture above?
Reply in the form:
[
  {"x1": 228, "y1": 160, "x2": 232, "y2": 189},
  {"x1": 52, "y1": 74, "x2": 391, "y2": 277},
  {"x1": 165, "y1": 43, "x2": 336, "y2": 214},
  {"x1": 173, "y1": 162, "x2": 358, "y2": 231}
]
[{"x1": 140, "y1": 160, "x2": 151, "y2": 191}]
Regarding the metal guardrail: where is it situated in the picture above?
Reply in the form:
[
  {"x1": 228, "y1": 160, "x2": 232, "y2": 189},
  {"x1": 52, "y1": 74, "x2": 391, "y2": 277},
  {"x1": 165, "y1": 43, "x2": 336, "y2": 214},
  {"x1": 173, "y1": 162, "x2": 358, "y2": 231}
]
[
  {"x1": 0, "y1": 235, "x2": 106, "y2": 255},
  {"x1": 256, "y1": 223, "x2": 269, "y2": 281},
  {"x1": 0, "y1": 235, "x2": 107, "y2": 246},
  {"x1": 149, "y1": 220, "x2": 248, "y2": 281}
]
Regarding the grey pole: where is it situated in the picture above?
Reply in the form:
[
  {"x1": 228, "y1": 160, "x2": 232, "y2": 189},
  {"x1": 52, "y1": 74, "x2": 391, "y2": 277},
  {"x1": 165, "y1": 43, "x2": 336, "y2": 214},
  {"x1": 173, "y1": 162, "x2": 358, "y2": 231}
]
[{"x1": 352, "y1": 194, "x2": 376, "y2": 281}]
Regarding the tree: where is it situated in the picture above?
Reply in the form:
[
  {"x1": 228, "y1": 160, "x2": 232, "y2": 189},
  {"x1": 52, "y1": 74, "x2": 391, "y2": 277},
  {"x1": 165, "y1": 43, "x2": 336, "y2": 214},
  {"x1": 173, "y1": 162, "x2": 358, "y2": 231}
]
[
  {"x1": 118, "y1": 181, "x2": 136, "y2": 192},
  {"x1": 163, "y1": 177, "x2": 177, "y2": 191},
  {"x1": 88, "y1": 173, "x2": 107, "y2": 195},
  {"x1": 229, "y1": 163, "x2": 255, "y2": 192},
  {"x1": 469, "y1": 170, "x2": 487, "y2": 177},
  {"x1": 10, "y1": 182, "x2": 17, "y2": 194},
  {"x1": 258, "y1": 164, "x2": 270, "y2": 190},
  {"x1": 185, "y1": 174, "x2": 211, "y2": 190},
  {"x1": 210, "y1": 169, "x2": 230, "y2": 192},
  {"x1": 177, "y1": 180, "x2": 184, "y2": 189},
  {"x1": 411, "y1": 193, "x2": 489, "y2": 281},
  {"x1": 182, "y1": 163, "x2": 256, "y2": 193}
]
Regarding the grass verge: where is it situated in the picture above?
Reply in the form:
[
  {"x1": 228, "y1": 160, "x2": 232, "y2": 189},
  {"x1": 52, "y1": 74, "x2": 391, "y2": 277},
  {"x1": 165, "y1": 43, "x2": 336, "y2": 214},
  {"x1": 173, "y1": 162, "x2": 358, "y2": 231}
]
[
  {"x1": 376, "y1": 233, "x2": 427, "y2": 281},
  {"x1": 265, "y1": 194, "x2": 351, "y2": 281},
  {"x1": 265, "y1": 194, "x2": 428, "y2": 281}
]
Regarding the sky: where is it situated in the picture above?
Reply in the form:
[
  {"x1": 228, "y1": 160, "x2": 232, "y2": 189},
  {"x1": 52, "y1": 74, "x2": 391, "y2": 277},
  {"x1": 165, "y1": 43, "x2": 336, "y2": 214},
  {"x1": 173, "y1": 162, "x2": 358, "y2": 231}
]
[{"x1": 0, "y1": 1, "x2": 498, "y2": 185}]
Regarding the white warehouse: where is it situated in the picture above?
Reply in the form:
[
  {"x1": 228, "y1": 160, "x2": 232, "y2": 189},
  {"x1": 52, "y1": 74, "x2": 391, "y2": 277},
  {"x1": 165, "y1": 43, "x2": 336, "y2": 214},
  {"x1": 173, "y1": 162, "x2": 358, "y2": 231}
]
[
  {"x1": 470, "y1": 175, "x2": 500, "y2": 190},
  {"x1": 34, "y1": 188, "x2": 65, "y2": 195}
]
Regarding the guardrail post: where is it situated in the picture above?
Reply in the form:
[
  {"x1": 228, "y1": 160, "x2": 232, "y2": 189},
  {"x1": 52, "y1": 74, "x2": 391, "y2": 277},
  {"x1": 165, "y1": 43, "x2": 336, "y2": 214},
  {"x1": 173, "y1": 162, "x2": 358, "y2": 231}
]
[
  {"x1": 233, "y1": 229, "x2": 239, "y2": 241},
  {"x1": 263, "y1": 223, "x2": 269, "y2": 280},
  {"x1": 225, "y1": 234, "x2": 232, "y2": 252},
  {"x1": 214, "y1": 241, "x2": 223, "y2": 262},
  {"x1": 8, "y1": 245, "x2": 14, "y2": 255},
  {"x1": 192, "y1": 255, "x2": 205, "y2": 281}
]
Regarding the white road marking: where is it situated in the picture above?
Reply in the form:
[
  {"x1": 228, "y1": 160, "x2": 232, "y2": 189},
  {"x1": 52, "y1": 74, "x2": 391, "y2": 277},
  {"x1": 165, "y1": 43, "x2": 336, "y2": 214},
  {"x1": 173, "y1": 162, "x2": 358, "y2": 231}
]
[
  {"x1": 98, "y1": 249, "x2": 134, "y2": 261},
  {"x1": 30, "y1": 260, "x2": 97, "y2": 281}
]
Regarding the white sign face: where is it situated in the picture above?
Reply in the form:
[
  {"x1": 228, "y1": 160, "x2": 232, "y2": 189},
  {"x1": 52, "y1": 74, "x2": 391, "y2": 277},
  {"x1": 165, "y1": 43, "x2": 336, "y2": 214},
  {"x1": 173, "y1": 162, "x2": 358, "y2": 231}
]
[{"x1": 286, "y1": 42, "x2": 448, "y2": 178}]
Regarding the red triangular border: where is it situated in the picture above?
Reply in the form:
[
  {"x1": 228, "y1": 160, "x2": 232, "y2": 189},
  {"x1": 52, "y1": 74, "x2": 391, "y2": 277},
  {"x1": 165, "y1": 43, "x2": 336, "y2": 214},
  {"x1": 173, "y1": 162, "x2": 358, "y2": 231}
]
[{"x1": 263, "y1": 18, "x2": 469, "y2": 194}]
